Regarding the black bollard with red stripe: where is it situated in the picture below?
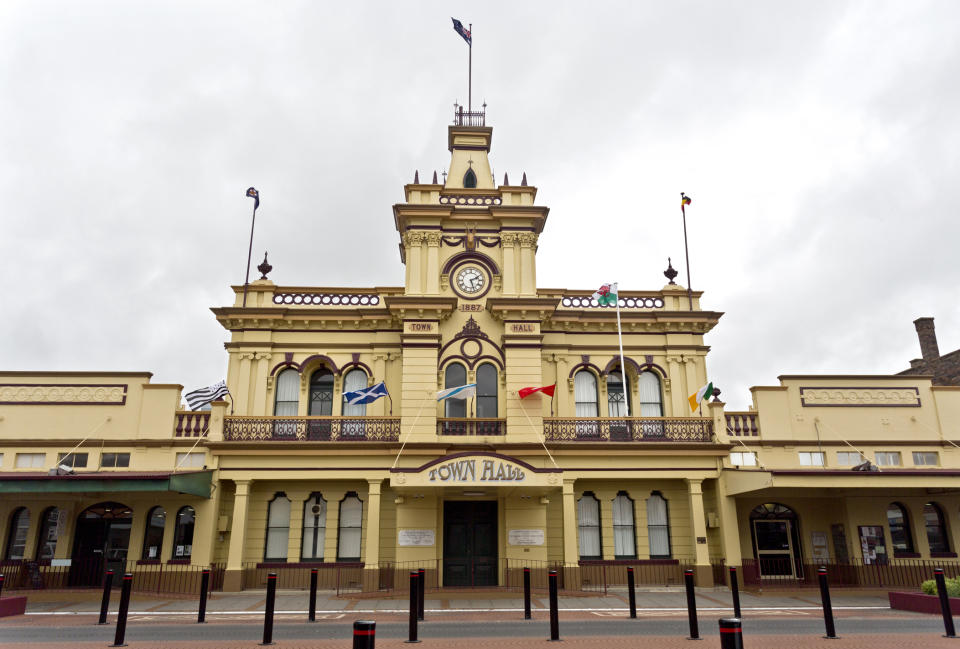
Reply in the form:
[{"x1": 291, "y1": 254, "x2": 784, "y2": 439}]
[
  {"x1": 627, "y1": 566, "x2": 636, "y2": 619},
  {"x1": 719, "y1": 618, "x2": 744, "y2": 649},
  {"x1": 308, "y1": 568, "x2": 318, "y2": 622},
  {"x1": 729, "y1": 566, "x2": 742, "y2": 618},
  {"x1": 406, "y1": 571, "x2": 420, "y2": 643},
  {"x1": 684, "y1": 568, "x2": 700, "y2": 640},
  {"x1": 548, "y1": 569, "x2": 560, "y2": 641},
  {"x1": 523, "y1": 567, "x2": 532, "y2": 620},
  {"x1": 817, "y1": 566, "x2": 837, "y2": 639},
  {"x1": 111, "y1": 573, "x2": 133, "y2": 647},
  {"x1": 354, "y1": 620, "x2": 376, "y2": 649},
  {"x1": 934, "y1": 568, "x2": 957, "y2": 638},
  {"x1": 99, "y1": 570, "x2": 114, "y2": 625},
  {"x1": 261, "y1": 572, "x2": 277, "y2": 646},
  {"x1": 198, "y1": 568, "x2": 210, "y2": 623},
  {"x1": 417, "y1": 568, "x2": 425, "y2": 621}
]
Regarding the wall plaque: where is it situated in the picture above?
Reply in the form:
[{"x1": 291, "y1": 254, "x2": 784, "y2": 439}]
[
  {"x1": 398, "y1": 529, "x2": 436, "y2": 547},
  {"x1": 508, "y1": 529, "x2": 545, "y2": 546}
]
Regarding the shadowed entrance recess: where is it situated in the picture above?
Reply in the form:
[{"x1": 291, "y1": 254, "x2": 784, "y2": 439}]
[{"x1": 443, "y1": 500, "x2": 498, "y2": 587}]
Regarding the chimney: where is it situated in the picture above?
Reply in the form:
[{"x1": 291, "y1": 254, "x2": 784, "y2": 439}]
[
  {"x1": 909, "y1": 358, "x2": 924, "y2": 370},
  {"x1": 914, "y1": 317, "x2": 940, "y2": 363}
]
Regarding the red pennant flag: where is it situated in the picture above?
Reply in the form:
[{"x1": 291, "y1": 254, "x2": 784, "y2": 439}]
[{"x1": 518, "y1": 384, "x2": 556, "y2": 399}]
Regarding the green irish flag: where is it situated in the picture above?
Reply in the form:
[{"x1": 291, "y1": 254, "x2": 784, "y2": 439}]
[{"x1": 592, "y1": 282, "x2": 618, "y2": 306}]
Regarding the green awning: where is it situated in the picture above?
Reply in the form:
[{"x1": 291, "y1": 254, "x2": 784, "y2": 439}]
[{"x1": 0, "y1": 470, "x2": 213, "y2": 498}]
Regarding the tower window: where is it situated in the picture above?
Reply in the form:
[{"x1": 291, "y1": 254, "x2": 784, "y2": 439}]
[{"x1": 463, "y1": 168, "x2": 477, "y2": 188}]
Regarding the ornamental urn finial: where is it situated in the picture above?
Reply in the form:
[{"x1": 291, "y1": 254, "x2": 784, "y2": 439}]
[
  {"x1": 257, "y1": 252, "x2": 272, "y2": 280},
  {"x1": 664, "y1": 258, "x2": 678, "y2": 285}
]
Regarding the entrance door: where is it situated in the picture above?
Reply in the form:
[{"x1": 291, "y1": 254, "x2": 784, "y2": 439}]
[
  {"x1": 70, "y1": 502, "x2": 133, "y2": 586},
  {"x1": 753, "y1": 520, "x2": 795, "y2": 578},
  {"x1": 443, "y1": 501, "x2": 498, "y2": 587}
]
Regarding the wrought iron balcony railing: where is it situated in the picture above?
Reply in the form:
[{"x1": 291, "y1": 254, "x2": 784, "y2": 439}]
[
  {"x1": 436, "y1": 418, "x2": 506, "y2": 436},
  {"x1": 223, "y1": 416, "x2": 400, "y2": 442},
  {"x1": 542, "y1": 417, "x2": 713, "y2": 442}
]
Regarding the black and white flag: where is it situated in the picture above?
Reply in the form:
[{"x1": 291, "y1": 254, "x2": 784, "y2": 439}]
[{"x1": 185, "y1": 380, "x2": 230, "y2": 410}]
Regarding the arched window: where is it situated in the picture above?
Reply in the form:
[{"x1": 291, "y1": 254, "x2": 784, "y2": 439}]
[
  {"x1": 274, "y1": 369, "x2": 300, "y2": 416},
  {"x1": 337, "y1": 493, "x2": 363, "y2": 562},
  {"x1": 5, "y1": 507, "x2": 30, "y2": 560},
  {"x1": 142, "y1": 506, "x2": 166, "y2": 560},
  {"x1": 637, "y1": 372, "x2": 664, "y2": 416},
  {"x1": 924, "y1": 502, "x2": 950, "y2": 554},
  {"x1": 574, "y1": 371, "x2": 598, "y2": 416},
  {"x1": 264, "y1": 493, "x2": 291, "y2": 561},
  {"x1": 463, "y1": 168, "x2": 477, "y2": 188},
  {"x1": 342, "y1": 369, "x2": 368, "y2": 416},
  {"x1": 444, "y1": 363, "x2": 467, "y2": 418},
  {"x1": 301, "y1": 493, "x2": 327, "y2": 561},
  {"x1": 476, "y1": 363, "x2": 498, "y2": 418},
  {"x1": 646, "y1": 492, "x2": 671, "y2": 559},
  {"x1": 612, "y1": 492, "x2": 637, "y2": 559},
  {"x1": 309, "y1": 369, "x2": 335, "y2": 415},
  {"x1": 887, "y1": 503, "x2": 914, "y2": 554},
  {"x1": 607, "y1": 370, "x2": 631, "y2": 417},
  {"x1": 577, "y1": 492, "x2": 602, "y2": 559},
  {"x1": 172, "y1": 506, "x2": 195, "y2": 560},
  {"x1": 35, "y1": 507, "x2": 60, "y2": 561}
]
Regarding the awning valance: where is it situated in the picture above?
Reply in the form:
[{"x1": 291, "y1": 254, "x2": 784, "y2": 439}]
[{"x1": 0, "y1": 470, "x2": 213, "y2": 498}]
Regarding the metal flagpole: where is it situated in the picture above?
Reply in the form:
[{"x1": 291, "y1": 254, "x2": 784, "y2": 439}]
[
  {"x1": 680, "y1": 192, "x2": 693, "y2": 311},
  {"x1": 614, "y1": 285, "x2": 629, "y2": 417},
  {"x1": 242, "y1": 188, "x2": 259, "y2": 308},
  {"x1": 468, "y1": 23, "x2": 472, "y2": 112}
]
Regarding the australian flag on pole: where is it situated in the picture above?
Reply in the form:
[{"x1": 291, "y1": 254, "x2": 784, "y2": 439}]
[
  {"x1": 343, "y1": 381, "x2": 390, "y2": 405},
  {"x1": 451, "y1": 18, "x2": 471, "y2": 46}
]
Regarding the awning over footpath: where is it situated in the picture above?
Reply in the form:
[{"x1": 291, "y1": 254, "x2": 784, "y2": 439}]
[
  {"x1": 723, "y1": 468, "x2": 960, "y2": 496},
  {"x1": 0, "y1": 470, "x2": 213, "y2": 498}
]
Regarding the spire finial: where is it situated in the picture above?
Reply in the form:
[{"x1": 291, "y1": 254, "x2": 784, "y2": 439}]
[
  {"x1": 521, "y1": 172, "x2": 528, "y2": 186},
  {"x1": 503, "y1": 172, "x2": 509, "y2": 186},
  {"x1": 432, "y1": 170, "x2": 438, "y2": 184},
  {"x1": 413, "y1": 170, "x2": 419, "y2": 184}
]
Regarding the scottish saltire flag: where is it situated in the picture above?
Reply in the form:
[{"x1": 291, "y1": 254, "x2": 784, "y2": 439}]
[
  {"x1": 246, "y1": 186, "x2": 260, "y2": 210},
  {"x1": 437, "y1": 383, "x2": 477, "y2": 401},
  {"x1": 451, "y1": 18, "x2": 471, "y2": 45},
  {"x1": 343, "y1": 381, "x2": 389, "y2": 405},
  {"x1": 185, "y1": 380, "x2": 230, "y2": 410}
]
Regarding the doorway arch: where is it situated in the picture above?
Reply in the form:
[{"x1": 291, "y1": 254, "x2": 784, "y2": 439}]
[
  {"x1": 70, "y1": 502, "x2": 133, "y2": 586},
  {"x1": 750, "y1": 503, "x2": 803, "y2": 578}
]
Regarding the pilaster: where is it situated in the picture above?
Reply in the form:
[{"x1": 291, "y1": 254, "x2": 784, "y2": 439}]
[
  {"x1": 501, "y1": 234, "x2": 517, "y2": 295},
  {"x1": 223, "y1": 479, "x2": 253, "y2": 591},
  {"x1": 425, "y1": 233, "x2": 440, "y2": 294},
  {"x1": 686, "y1": 478, "x2": 713, "y2": 586},
  {"x1": 562, "y1": 480, "x2": 579, "y2": 566},
  {"x1": 518, "y1": 233, "x2": 537, "y2": 296},
  {"x1": 364, "y1": 480, "x2": 382, "y2": 567}
]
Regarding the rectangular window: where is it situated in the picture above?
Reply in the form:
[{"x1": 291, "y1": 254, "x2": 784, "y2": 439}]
[
  {"x1": 798, "y1": 452, "x2": 825, "y2": 467},
  {"x1": 100, "y1": 452, "x2": 131, "y2": 468},
  {"x1": 913, "y1": 451, "x2": 939, "y2": 466},
  {"x1": 16, "y1": 452, "x2": 46, "y2": 468},
  {"x1": 875, "y1": 452, "x2": 902, "y2": 466},
  {"x1": 837, "y1": 451, "x2": 866, "y2": 466},
  {"x1": 175, "y1": 452, "x2": 206, "y2": 469},
  {"x1": 729, "y1": 452, "x2": 757, "y2": 466},
  {"x1": 0, "y1": 453, "x2": 4, "y2": 467},
  {"x1": 57, "y1": 452, "x2": 88, "y2": 468}
]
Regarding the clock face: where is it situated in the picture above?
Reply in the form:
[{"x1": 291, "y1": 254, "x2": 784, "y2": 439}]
[{"x1": 456, "y1": 267, "x2": 486, "y2": 295}]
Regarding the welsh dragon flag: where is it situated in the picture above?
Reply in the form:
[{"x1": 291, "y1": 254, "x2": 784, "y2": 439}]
[{"x1": 592, "y1": 282, "x2": 618, "y2": 306}]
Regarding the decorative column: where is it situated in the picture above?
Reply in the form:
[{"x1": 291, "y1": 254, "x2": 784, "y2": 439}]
[
  {"x1": 562, "y1": 480, "x2": 579, "y2": 566},
  {"x1": 686, "y1": 478, "x2": 713, "y2": 586},
  {"x1": 501, "y1": 233, "x2": 517, "y2": 295},
  {"x1": 235, "y1": 353, "x2": 254, "y2": 414},
  {"x1": 667, "y1": 356, "x2": 686, "y2": 417},
  {"x1": 364, "y1": 480, "x2": 382, "y2": 568},
  {"x1": 518, "y1": 233, "x2": 538, "y2": 296},
  {"x1": 251, "y1": 352, "x2": 270, "y2": 416},
  {"x1": 224, "y1": 479, "x2": 253, "y2": 591},
  {"x1": 715, "y1": 478, "x2": 742, "y2": 575},
  {"x1": 425, "y1": 233, "x2": 441, "y2": 294}
]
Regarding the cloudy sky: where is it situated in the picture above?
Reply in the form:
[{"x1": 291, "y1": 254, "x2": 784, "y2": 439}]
[{"x1": 2, "y1": 1, "x2": 958, "y2": 409}]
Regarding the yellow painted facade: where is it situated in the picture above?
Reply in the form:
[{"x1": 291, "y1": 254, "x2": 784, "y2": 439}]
[{"x1": 2, "y1": 113, "x2": 959, "y2": 592}]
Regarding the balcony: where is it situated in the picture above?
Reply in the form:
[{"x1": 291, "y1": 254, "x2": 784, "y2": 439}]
[
  {"x1": 437, "y1": 418, "x2": 506, "y2": 436},
  {"x1": 542, "y1": 417, "x2": 713, "y2": 442},
  {"x1": 174, "y1": 411, "x2": 209, "y2": 437},
  {"x1": 223, "y1": 416, "x2": 400, "y2": 442}
]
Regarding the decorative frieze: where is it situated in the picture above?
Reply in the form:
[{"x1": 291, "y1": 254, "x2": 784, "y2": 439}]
[
  {"x1": 0, "y1": 384, "x2": 127, "y2": 405},
  {"x1": 439, "y1": 195, "x2": 502, "y2": 206},
  {"x1": 799, "y1": 387, "x2": 921, "y2": 407},
  {"x1": 272, "y1": 293, "x2": 381, "y2": 306},
  {"x1": 560, "y1": 296, "x2": 665, "y2": 309}
]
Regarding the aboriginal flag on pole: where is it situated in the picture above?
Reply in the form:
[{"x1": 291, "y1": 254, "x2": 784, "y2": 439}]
[{"x1": 452, "y1": 18, "x2": 471, "y2": 45}]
